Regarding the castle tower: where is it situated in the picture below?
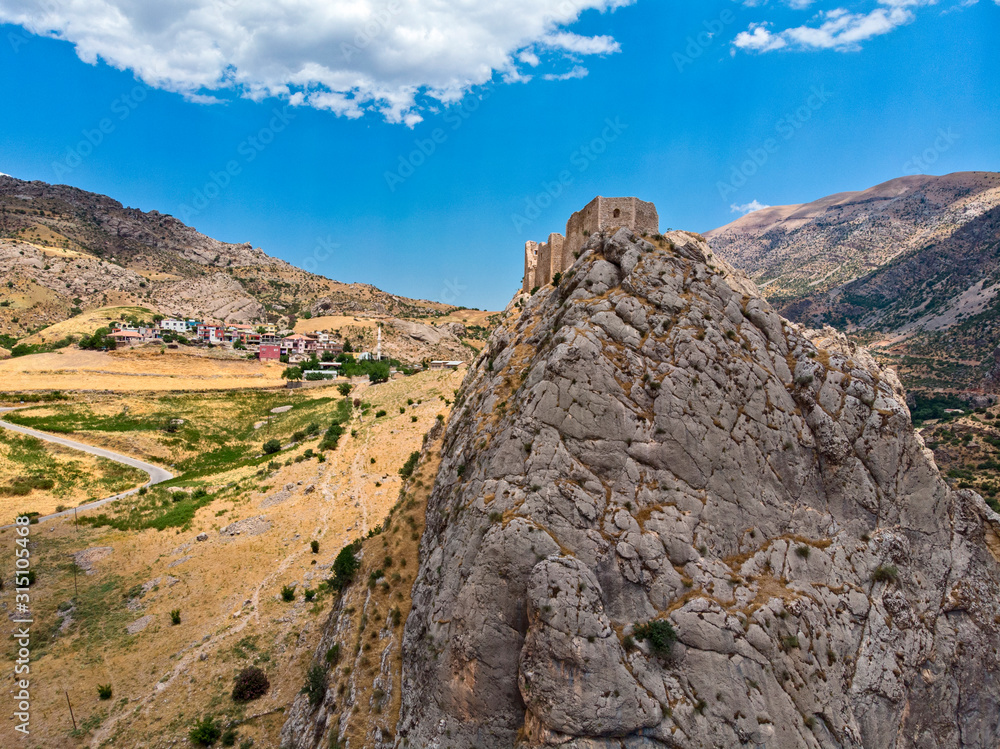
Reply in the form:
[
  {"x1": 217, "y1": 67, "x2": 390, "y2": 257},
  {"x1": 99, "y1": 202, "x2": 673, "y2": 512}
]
[
  {"x1": 523, "y1": 241, "x2": 539, "y2": 294},
  {"x1": 563, "y1": 196, "x2": 659, "y2": 261},
  {"x1": 521, "y1": 197, "x2": 658, "y2": 293}
]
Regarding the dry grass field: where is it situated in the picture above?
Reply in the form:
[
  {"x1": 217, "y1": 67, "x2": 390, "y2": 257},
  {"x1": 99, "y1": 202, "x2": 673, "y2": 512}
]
[
  {"x1": 0, "y1": 429, "x2": 148, "y2": 522},
  {"x1": 0, "y1": 367, "x2": 462, "y2": 748},
  {"x1": 20, "y1": 306, "x2": 155, "y2": 346},
  {"x1": 293, "y1": 315, "x2": 381, "y2": 334},
  {"x1": 0, "y1": 346, "x2": 287, "y2": 392}
]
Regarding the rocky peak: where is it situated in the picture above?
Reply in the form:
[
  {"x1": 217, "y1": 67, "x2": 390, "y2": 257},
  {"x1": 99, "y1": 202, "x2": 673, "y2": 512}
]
[{"x1": 396, "y1": 228, "x2": 1000, "y2": 747}]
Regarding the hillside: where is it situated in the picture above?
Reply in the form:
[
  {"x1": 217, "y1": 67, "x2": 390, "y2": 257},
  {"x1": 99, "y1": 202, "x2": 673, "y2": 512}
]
[
  {"x1": 0, "y1": 175, "x2": 464, "y2": 342},
  {"x1": 707, "y1": 172, "x2": 1000, "y2": 390}
]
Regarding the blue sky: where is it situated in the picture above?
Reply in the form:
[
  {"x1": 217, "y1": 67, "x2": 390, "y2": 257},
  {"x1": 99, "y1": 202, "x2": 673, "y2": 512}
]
[{"x1": 0, "y1": 0, "x2": 997, "y2": 310}]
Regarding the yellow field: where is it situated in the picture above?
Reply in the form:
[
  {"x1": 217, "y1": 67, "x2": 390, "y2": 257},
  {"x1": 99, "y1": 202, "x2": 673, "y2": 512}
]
[
  {"x1": 432, "y1": 308, "x2": 501, "y2": 326},
  {"x1": 0, "y1": 346, "x2": 287, "y2": 392},
  {"x1": 0, "y1": 368, "x2": 461, "y2": 748}
]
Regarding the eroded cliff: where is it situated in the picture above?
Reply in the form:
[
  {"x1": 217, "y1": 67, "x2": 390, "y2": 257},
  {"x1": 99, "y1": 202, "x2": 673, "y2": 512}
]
[{"x1": 395, "y1": 228, "x2": 1000, "y2": 748}]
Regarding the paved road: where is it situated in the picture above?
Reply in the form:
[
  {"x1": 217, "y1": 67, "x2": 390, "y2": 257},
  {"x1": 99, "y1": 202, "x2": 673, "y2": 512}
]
[{"x1": 0, "y1": 406, "x2": 173, "y2": 524}]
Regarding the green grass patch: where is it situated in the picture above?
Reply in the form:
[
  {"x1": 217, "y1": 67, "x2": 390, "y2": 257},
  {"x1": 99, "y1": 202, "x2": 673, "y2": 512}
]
[{"x1": 77, "y1": 486, "x2": 215, "y2": 532}]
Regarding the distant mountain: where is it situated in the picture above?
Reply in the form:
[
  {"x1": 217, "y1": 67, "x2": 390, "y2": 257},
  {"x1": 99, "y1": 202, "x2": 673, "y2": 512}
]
[
  {"x1": 0, "y1": 175, "x2": 455, "y2": 339},
  {"x1": 707, "y1": 172, "x2": 1000, "y2": 390}
]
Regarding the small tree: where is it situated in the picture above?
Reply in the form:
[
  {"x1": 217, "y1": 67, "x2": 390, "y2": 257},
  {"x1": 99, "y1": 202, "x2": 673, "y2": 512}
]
[
  {"x1": 262, "y1": 439, "x2": 282, "y2": 455},
  {"x1": 337, "y1": 382, "x2": 353, "y2": 397},
  {"x1": 329, "y1": 542, "x2": 360, "y2": 591},
  {"x1": 368, "y1": 361, "x2": 391, "y2": 384},
  {"x1": 283, "y1": 366, "x2": 303, "y2": 381},
  {"x1": 304, "y1": 664, "x2": 328, "y2": 707}
]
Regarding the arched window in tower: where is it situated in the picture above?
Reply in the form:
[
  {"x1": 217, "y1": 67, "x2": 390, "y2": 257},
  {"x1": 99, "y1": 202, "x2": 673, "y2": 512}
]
[{"x1": 613, "y1": 208, "x2": 621, "y2": 219}]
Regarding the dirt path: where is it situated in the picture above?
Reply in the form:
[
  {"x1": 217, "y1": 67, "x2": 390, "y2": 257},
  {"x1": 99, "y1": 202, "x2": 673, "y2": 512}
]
[{"x1": 0, "y1": 406, "x2": 173, "y2": 525}]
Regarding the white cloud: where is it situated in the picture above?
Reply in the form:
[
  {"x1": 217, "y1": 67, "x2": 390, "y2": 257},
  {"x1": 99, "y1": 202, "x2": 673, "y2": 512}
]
[
  {"x1": 0, "y1": 0, "x2": 633, "y2": 125},
  {"x1": 733, "y1": 0, "x2": 949, "y2": 53},
  {"x1": 542, "y1": 66, "x2": 590, "y2": 81},
  {"x1": 731, "y1": 199, "x2": 771, "y2": 214}
]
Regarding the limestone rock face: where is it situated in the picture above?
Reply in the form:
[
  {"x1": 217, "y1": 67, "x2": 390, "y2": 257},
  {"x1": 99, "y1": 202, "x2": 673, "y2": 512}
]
[{"x1": 397, "y1": 229, "x2": 1000, "y2": 748}]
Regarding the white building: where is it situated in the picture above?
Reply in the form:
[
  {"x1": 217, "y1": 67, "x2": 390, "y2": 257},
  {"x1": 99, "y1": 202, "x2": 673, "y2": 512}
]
[{"x1": 159, "y1": 319, "x2": 189, "y2": 333}]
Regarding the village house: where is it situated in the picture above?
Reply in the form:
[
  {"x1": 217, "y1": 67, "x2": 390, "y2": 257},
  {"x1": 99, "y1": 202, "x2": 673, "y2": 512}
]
[
  {"x1": 280, "y1": 333, "x2": 317, "y2": 356},
  {"x1": 196, "y1": 324, "x2": 225, "y2": 344},
  {"x1": 158, "y1": 318, "x2": 190, "y2": 333},
  {"x1": 259, "y1": 344, "x2": 281, "y2": 361},
  {"x1": 110, "y1": 326, "x2": 160, "y2": 346}
]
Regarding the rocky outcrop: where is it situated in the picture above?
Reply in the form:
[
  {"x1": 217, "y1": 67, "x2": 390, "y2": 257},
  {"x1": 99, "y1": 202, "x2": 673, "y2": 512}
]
[{"x1": 396, "y1": 228, "x2": 1000, "y2": 748}]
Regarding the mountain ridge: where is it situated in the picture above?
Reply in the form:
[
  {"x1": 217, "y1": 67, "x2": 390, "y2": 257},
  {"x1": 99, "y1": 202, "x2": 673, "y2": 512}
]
[
  {"x1": 707, "y1": 171, "x2": 1000, "y2": 390},
  {"x1": 0, "y1": 174, "x2": 460, "y2": 340}
]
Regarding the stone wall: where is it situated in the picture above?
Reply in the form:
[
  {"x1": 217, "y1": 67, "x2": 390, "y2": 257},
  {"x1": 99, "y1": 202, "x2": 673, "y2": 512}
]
[
  {"x1": 537, "y1": 240, "x2": 552, "y2": 288},
  {"x1": 547, "y1": 233, "x2": 566, "y2": 282}
]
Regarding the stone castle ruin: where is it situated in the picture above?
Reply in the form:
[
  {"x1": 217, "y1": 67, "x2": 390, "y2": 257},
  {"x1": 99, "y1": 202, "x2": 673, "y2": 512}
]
[{"x1": 522, "y1": 196, "x2": 659, "y2": 293}]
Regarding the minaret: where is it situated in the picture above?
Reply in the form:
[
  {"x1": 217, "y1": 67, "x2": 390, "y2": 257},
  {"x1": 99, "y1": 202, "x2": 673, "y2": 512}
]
[{"x1": 376, "y1": 325, "x2": 382, "y2": 361}]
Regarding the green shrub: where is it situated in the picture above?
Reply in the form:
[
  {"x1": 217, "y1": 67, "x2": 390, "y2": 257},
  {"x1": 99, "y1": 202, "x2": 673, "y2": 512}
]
[
  {"x1": 399, "y1": 451, "x2": 420, "y2": 480},
  {"x1": 170, "y1": 609, "x2": 181, "y2": 625},
  {"x1": 337, "y1": 382, "x2": 353, "y2": 396},
  {"x1": 304, "y1": 589, "x2": 316, "y2": 601},
  {"x1": 795, "y1": 545, "x2": 810, "y2": 559},
  {"x1": 781, "y1": 635, "x2": 800, "y2": 651},
  {"x1": 871, "y1": 565, "x2": 899, "y2": 584},
  {"x1": 326, "y1": 644, "x2": 341, "y2": 664},
  {"x1": 304, "y1": 664, "x2": 328, "y2": 707},
  {"x1": 97, "y1": 684, "x2": 113, "y2": 700},
  {"x1": 633, "y1": 619, "x2": 676, "y2": 658},
  {"x1": 1, "y1": 477, "x2": 55, "y2": 497},
  {"x1": 189, "y1": 715, "x2": 222, "y2": 746},
  {"x1": 375, "y1": 409, "x2": 387, "y2": 418},
  {"x1": 221, "y1": 727, "x2": 238, "y2": 746},
  {"x1": 281, "y1": 585, "x2": 295, "y2": 601},
  {"x1": 329, "y1": 542, "x2": 360, "y2": 591},
  {"x1": 232, "y1": 666, "x2": 270, "y2": 702},
  {"x1": 262, "y1": 439, "x2": 281, "y2": 455},
  {"x1": 311, "y1": 539, "x2": 320, "y2": 554}
]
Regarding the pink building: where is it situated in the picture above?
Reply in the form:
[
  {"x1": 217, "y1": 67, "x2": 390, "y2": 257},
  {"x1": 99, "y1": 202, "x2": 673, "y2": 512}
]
[{"x1": 259, "y1": 344, "x2": 281, "y2": 361}]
